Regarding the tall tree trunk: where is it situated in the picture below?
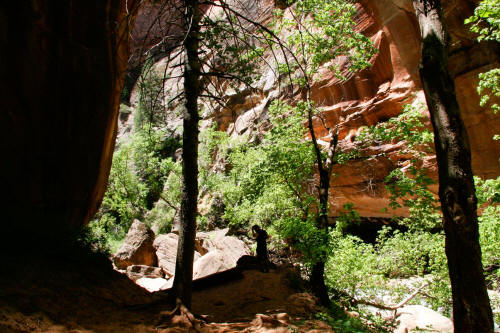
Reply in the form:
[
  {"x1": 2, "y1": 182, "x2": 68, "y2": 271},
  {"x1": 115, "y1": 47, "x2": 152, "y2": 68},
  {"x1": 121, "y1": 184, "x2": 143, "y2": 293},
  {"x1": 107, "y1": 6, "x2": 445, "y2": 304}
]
[
  {"x1": 172, "y1": 0, "x2": 201, "y2": 309},
  {"x1": 411, "y1": 1, "x2": 493, "y2": 331}
]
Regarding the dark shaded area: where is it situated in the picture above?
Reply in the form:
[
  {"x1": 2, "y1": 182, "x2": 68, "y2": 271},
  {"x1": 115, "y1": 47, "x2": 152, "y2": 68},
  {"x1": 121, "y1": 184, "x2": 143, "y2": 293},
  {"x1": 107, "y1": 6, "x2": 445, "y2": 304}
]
[
  {"x1": 121, "y1": 64, "x2": 144, "y2": 105},
  {"x1": 340, "y1": 217, "x2": 409, "y2": 244},
  {"x1": 0, "y1": 1, "x2": 133, "y2": 251}
]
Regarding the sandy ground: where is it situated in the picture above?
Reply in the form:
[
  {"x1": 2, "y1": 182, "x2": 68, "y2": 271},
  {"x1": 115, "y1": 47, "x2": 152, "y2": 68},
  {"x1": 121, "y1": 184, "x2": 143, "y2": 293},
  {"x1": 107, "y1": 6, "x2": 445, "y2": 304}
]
[{"x1": 0, "y1": 256, "x2": 333, "y2": 333}]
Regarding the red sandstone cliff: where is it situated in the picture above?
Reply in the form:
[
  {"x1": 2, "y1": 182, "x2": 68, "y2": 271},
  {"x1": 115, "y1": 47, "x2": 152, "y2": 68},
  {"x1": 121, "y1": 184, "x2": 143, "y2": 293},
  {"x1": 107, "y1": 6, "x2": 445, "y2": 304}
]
[{"x1": 187, "y1": 0, "x2": 500, "y2": 217}]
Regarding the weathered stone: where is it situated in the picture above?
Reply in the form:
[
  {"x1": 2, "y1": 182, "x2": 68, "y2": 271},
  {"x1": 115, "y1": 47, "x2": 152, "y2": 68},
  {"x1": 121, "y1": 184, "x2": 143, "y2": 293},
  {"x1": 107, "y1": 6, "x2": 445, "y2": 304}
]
[
  {"x1": 395, "y1": 305, "x2": 453, "y2": 333},
  {"x1": 113, "y1": 220, "x2": 157, "y2": 270},
  {"x1": 153, "y1": 233, "x2": 202, "y2": 277},
  {"x1": 196, "y1": 228, "x2": 230, "y2": 251},
  {"x1": 126, "y1": 265, "x2": 164, "y2": 281},
  {"x1": 193, "y1": 250, "x2": 230, "y2": 279},
  {"x1": 216, "y1": 236, "x2": 251, "y2": 267},
  {"x1": 160, "y1": 277, "x2": 174, "y2": 291},
  {"x1": 153, "y1": 233, "x2": 179, "y2": 277},
  {"x1": 135, "y1": 277, "x2": 169, "y2": 293},
  {"x1": 196, "y1": 229, "x2": 250, "y2": 268}
]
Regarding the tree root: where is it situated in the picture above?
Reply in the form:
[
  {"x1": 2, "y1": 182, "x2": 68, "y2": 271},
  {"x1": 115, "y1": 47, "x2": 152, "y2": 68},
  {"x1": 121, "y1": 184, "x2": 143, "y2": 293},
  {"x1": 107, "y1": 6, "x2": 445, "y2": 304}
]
[{"x1": 156, "y1": 299, "x2": 208, "y2": 332}]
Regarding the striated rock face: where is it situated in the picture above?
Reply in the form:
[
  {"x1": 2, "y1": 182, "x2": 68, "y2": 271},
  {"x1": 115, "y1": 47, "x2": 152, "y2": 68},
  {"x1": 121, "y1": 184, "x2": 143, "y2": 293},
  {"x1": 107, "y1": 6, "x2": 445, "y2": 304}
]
[
  {"x1": 193, "y1": 0, "x2": 500, "y2": 217},
  {"x1": 0, "y1": 1, "x2": 138, "y2": 245},
  {"x1": 318, "y1": 0, "x2": 500, "y2": 217},
  {"x1": 153, "y1": 233, "x2": 180, "y2": 277},
  {"x1": 126, "y1": 265, "x2": 164, "y2": 281}
]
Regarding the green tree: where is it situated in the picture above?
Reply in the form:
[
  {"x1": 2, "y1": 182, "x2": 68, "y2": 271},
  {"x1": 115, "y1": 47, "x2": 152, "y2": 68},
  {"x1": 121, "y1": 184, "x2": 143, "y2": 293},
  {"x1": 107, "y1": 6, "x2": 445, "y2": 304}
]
[{"x1": 268, "y1": 0, "x2": 376, "y2": 306}]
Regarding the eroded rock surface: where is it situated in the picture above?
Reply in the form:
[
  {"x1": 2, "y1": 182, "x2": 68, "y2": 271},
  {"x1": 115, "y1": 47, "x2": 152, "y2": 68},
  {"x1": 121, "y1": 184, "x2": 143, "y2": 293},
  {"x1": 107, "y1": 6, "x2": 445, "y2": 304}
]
[
  {"x1": 113, "y1": 220, "x2": 157, "y2": 269},
  {"x1": 153, "y1": 233, "x2": 180, "y2": 277},
  {"x1": 193, "y1": 0, "x2": 500, "y2": 217}
]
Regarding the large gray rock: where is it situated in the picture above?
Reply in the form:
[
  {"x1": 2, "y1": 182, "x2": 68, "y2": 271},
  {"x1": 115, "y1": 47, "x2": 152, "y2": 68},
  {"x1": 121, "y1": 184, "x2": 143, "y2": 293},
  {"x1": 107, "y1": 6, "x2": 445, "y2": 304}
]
[
  {"x1": 136, "y1": 277, "x2": 168, "y2": 292},
  {"x1": 153, "y1": 233, "x2": 179, "y2": 278},
  {"x1": 113, "y1": 220, "x2": 157, "y2": 269},
  {"x1": 191, "y1": 230, "x2": 250, "y2": 279},
  {"x1": 195, "y1": 228, "x2": 250, "y2": 267},
  {"x1": 153, "y1": 233, "x2": 202, "y2": 277},
  {"x1": 193, "y1": 250, "x2": 229, "y2": 279},
  {"x1": 395, "y1": 305, "x2": 453, "y2": 333},
  {"x1": 196, "y1": 228, "x2": 229, "y2": 251},
  {"x1": 215, "y1": 235, "x2": 250, "y2": 267},
  {"x1": 126, "y1": 265, "x2": 164, "y2": 281}
]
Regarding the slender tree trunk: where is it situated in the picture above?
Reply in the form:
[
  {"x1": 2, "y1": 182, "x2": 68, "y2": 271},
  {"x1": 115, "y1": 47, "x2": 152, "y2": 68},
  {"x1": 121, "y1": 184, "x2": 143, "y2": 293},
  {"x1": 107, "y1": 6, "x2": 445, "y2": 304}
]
[
  {"x1": 306, "y1": 100, "x2": 332, "y2": 307},
  {"x1": 310, "y1": 167, "x2": 332, "y2": 307},
  {"x1": 412, "y1": 1, "x2": 493, "y2": 331},
  {"x1": 172, "y1": 0, "x2": 201, "y2": 309}
]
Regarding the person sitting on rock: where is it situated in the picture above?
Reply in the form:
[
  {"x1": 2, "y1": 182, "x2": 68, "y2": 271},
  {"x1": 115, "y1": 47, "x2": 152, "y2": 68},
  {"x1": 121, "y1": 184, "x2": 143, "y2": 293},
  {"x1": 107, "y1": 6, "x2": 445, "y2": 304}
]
[{"x1": 252, "y1": 225, "x2": 269, "y2": 272}]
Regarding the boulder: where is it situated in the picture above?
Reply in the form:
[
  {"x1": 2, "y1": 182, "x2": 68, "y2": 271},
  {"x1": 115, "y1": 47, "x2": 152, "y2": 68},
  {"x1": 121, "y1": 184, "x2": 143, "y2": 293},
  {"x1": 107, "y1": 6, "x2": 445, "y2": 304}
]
[
  {"x1": 153, "y1": 233, "x2": 202, "y2": 277},
  {"x1": 193, "y1": 250, "x2": 236, "y2": 279},
  {"x1": 113, "y1": 220, "x2": 157, "y2": 269},
  {"x1": 196, "y1": 228, "x2": 250, "y2": 268},
  {"x1": 126, "y1": 265, "x2": 164, "y2": 281},
  {"x1": 196, "y1": 228, "x2": 229, "y2": 251},
  {"x1": 216, "y1": 236, "x2": 251, "y2": 267},
  {"x1": 237, "y1": 255, "x2": 261, "y2": 269},
  {"x1": 153, "y1": 233, "x2": 179, "y2": 277},
  {"x1": 395, "y1": 305, "x2": 453, "y2": 333},
  {"x1": 136, "y1": 277, "x2": 168, "y2": 293}
]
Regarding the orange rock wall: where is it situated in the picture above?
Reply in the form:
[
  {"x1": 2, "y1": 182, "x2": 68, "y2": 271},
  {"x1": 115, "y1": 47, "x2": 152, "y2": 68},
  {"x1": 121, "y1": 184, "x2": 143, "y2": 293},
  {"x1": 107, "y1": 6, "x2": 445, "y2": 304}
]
[
  {"x1": 199, "y1": 0, "x2": 500, "y2": 217},
  {"x1": 320, "y1": 0, "x2": 500, "y2": 216}
]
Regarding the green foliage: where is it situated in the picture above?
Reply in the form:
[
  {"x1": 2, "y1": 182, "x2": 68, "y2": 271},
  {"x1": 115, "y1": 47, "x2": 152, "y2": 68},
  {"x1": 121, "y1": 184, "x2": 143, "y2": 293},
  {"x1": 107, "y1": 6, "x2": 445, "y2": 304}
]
[
  {"x1": 216, "y1": 102, "x2": 312, "y2": 209},
  {"x1": 90, "y1": 128, "x2": 181, "y2": 249},
  {"x1": 384, "y1": 167, "x2": 441, "y2": 231},
  {"x1": 315, "y1": 307, "x2": 388, "y2": 333},
  {"x1": 376, "y1": 228, "x2": 446, "y2": 278},
  {"x1": 478, "y1": 68, "x2": 500, "y2": 114},
  {"x1": 357, "y1": 104, "x2": 434, "y2": 152},
  {"x1": 466, "y1": 0, "x2": 500, "y2": 114},
  {"x1": 326, "y1": 102, "x2": 500, "y2": 319},
  {"x1": 327, "y1": 231, "x2": 381, "y2": 296},
  {"x1": 135, "y1": 60, "x2": 168, "y2": 130},
  {"x1": 357, "y1": 104, "x2": 440, "y2": 230},
  {"x1": 199, "y1": 15, "x2": 264, "y2": 87},
  {"x1": 465, "y1": 0, "x2": 500, "y2": 43},
  {"x1": 326, "y1": 223, "x2": 452, "y2": 315},
  {"x1": 475, "y1": 176, "x2": 500, "y2": 292},
  {"x1": 272, "y1": 0, "x2": 377, "y2": 83},
  {"x1": 325, "y1": 103, "x2": 451, "y2": 314}
]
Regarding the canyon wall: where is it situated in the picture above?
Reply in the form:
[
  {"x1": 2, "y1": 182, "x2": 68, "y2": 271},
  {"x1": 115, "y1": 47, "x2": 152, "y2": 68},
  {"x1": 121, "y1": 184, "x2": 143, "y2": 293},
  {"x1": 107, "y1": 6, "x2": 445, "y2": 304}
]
[
  {"x1": 0, "y1": 1, "x2": 137, "y2": 242},
  {"x1": 188, "y1": 0, "x2": 500, "y2": 217}
]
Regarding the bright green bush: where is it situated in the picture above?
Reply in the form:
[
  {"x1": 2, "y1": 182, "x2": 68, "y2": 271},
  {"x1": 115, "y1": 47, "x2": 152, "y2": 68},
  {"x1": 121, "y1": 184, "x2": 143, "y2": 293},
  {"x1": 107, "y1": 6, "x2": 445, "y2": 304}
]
[{"x1": 326, "y1": 231, "x2": 381, "y2": 296}]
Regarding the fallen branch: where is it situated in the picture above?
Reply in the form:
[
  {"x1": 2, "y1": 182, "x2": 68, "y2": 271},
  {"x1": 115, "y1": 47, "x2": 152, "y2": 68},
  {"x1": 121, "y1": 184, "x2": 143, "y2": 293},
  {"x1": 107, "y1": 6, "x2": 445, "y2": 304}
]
[{"x1": 352, "y1": 281, "x2": 429, "y2": 319}]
